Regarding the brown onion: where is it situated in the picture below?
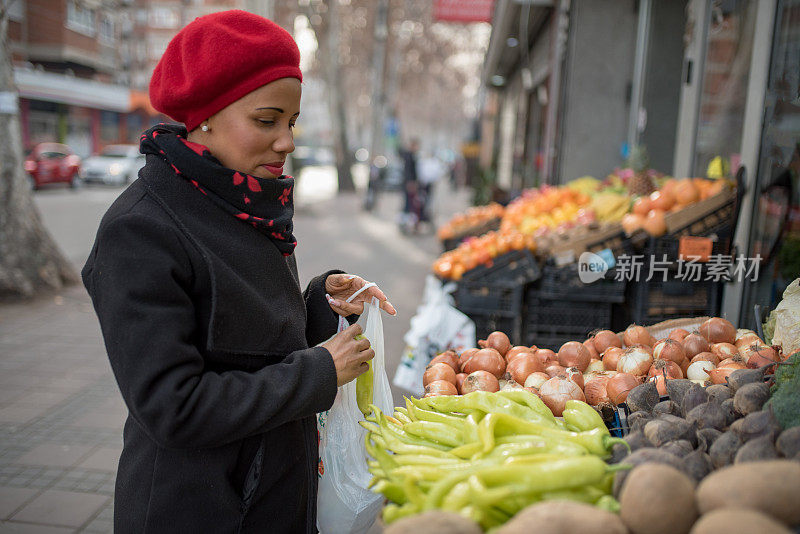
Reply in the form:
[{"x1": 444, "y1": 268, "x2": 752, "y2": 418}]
[
  {"x1": 458, "y1": 348, "x2": 478, "y2": 372},
  {"x1": 607, "y1": 373, "x2": 641, "y2": 404},
  {"x1": 699, "y1": 317, "x2": 736, "y2": 344},
  {"x1": 545, "y1": 364, "x2": 567, "y2": 378},
  {"x1": 583, "y1": 339, "x2": 600, "y2": 360},
  {"x1": 710, "y1": 342, "x2": 738, "y2": 361},
  {"x1": 461, "y1": 370, "x2": 500, "y2": 393},
  {"x1": 719, "y1": 354, "x2": 747, "y2": 367},
  {"x1": 623, "y1": 325, "x2": 655, "y2": 348},
  {"x1": 479, "y1": 331, "x2": 511, "y2": 356},
  {"x1": 735, "y1": 333, "x2": 763, "y2": 350},
  {"x1": 507, "y1": 353, "x2": 543, "y2": 385},
  {"x1": 617, "y1": 346, "x2": 654, "y2": 376},
  {"x1": 682, "y1": 333, "x2": 710, "y2": 359},
  {"x1": 584, "y1": 375, "x2": 610, "y2": 406},
  {"x1": 424, "y1": 380, "x2": 458, "y2": 396},
  {"x1": 647, "y1": 358, "x2": 683, "y2": 380},
  {"x1": 505, "y1": 346, "x2": 533, "y2": 364},
  {"x1": 534, "y1": 349, "x2": 559, "y2": 368},
  {"x1": 707, "y1": 365, "x2": 745, "y2": 384},
  {"x1": 524, "y1": 372, "x2": 549, "y2": 389},
  {"x1": 691, "y1": 352, "x2": 720, "y2": 366},
  {"x1": 668, "y1": 328, "x2": 690, "y2": 342},
  {"x1": 680, "y1": 357, "x2": 690, "y2": 376},
  {"x1": 653, "y1": 338, "x2": 686, "y2": 365},
  {"x1": 558, "y1": 341, "x2": 591, "y2": 372},
  {"x1": 602, "y1": 347, "x2": 624, "y2": 371},
  {"x1": 593, "y1": 330, "x2": 622, "y2": 354},
  {"x1": 742, "y1": 345, "x2": 780, "y2": 368},
  {"x1": 539, "y1": 377, "x2": 585, "y2": 416},
  {"x1": 454, "y1": 373, "x2": 467, "y2": 394},
  {"x1": 523, "y1": 386, "x2": 540, "y2": 396},
  {"x1": 585, "y1": 358, "x2": 605, "y2": 374},
  {"x1": 564, "y1": 367, "x2": 585, "y2": 390},
  {"x1": 649, "y1": 375, "x2": 668, "y2": 396},
  {"x1": 430, "y1": 352, "x2": 459, "y2": 374},
  {"x1": 423, "y1": 362, "x2": 457, "y2": 386},
  {"x1": 463, "y1": 348, "x2": 506, "y2": 379}
]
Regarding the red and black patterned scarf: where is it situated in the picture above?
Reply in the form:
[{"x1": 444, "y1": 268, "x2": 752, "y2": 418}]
[{"x1": 140, "y1": 124, "x2": 297, "y2": 256}]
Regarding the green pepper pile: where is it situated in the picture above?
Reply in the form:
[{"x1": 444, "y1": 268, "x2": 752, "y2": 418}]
[{"x1": 361, "y1": 390, "x2": 628, "y2": 529}]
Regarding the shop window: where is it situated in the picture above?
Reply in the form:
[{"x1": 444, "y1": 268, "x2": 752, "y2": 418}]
[
  {"x1": 8, "y1": 0, "x2": 24, "y2": 21},
  {"x1": 29, "y1": 111, "x2": 59, "y2": 146},
  {"x1": 99, "y1": 13, "x2": 115, "y2": 45},
  {"x1": 66, "y1": 0, "x2": 96, "y2": 37},
  {"x1": 149, "y1": 7, "x2": 179, "y2": 28},
  {"x1": 100, "y1": 111, "x2": 119, "y2": 142},
  {"x1": 692, "y1": 0, "x2": 757, "y2": 178}
]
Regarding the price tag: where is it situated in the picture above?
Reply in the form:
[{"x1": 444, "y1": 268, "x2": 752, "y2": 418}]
[{"x1": 679, "y1": 236, "x2": 713, "y2": 262}]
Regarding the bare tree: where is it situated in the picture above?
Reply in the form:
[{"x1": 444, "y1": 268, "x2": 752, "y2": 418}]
[{"x1": 0, "y1": 0, "x2": 78, "y2": 298}]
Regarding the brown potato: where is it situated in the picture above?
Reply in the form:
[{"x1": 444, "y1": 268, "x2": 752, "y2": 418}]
[
  {"x1": 496, "y1": 500, "x2": 627, "y2": 534},
  {"x1": 385, "y1": 511, "x2": 482, "y2": 534},
  {"x1": 620, "y1": 463, "x2": 697, "y2": 534},
  {"x1": 696, "y1": 460, "x2": 800, "y2": 526},
  {"x1": 690, "y1": 509, "x2": 792, "y2": 534}
]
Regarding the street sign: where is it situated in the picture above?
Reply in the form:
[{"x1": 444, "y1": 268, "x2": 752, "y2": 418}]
[{"x1": 433, "y1": 0, "x2": 495, "y2": 23}]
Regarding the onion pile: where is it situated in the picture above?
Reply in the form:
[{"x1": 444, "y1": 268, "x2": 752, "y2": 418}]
[
  {"x1": 558, "y1": 341, "x2": 591, "y2": 372},
  {"x1": 617, "y1": 346, "x2": 654, "y2": 376}
]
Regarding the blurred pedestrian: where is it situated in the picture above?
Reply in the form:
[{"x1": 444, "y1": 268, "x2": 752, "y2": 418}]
[
  {"x1": 417, "y1": 152, "x2": 444, "y2": 230},
  {"x1": 81, "y1": 11, "x2": 395, "y2": 534},
  {"x1": 399, "y1": 138, "x2": 421, "y2": 233},
  {"x1": 363, "y1": 154, "x2": 387, "y2": 212}
]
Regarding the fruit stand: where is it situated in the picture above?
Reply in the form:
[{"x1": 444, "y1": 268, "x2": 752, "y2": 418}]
[
  {"x1": 371, "y1": 279, "x2": 800, "y2": 533},
  {"x1": 431, "y1": 168, "x2": 744, "y2": 349}
]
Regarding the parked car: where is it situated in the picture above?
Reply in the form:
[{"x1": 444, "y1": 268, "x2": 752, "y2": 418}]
[
  {"x1": 25, "y1": 143, "x2": 82, "y2": 190},
  {"x1": 80, "y1": 144, "x2": 145, "y2": 185}
]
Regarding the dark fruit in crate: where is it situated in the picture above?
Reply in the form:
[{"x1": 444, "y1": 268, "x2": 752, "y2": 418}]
[
  {"x1": 660, "y1": 439, "x2": 693, "y2": 457},
  {"x1": 709, "y1": 431, "x2": 743, "y2": 468},
  {"x1": 735, "y1": 435, "x2": 779, "y2": 463},
  {"x1": 725, "y1": 364, "x2": 777, "y2": 393},
  {"x1": 730, "y1": 410, "x2": 782, "y2": 442},
  {"x1": 720, "y1": 398, "x2": 738, "y2": 427},
  {"x1": 733, "y1": 382, "x2": 770, "y2": 416},
  {"x1": 645, "y1": 415, "x2": 696, "y2": 447},
  {"x1": 653, "y1": 400, "x2": 682, "y2": 417},
  {"x1": 664, "y1": 379, "x2": 694, "y2": 407},
  {"x1": 684, "y1": 449, "x2": 714, "y2": 482},
  {"x1": 696, "y1": 428, "x2": 723, "y2": 452},
  {"x1": 612, "y1": 448, "x2": 687, "y2": 499},
  {"x1": 680, "y1": 383, "x2": 709, "y2": 417},
  {"x1": 687, "y1": 401, "x2": 727, "y2": 431},
  {"x1": 625, "y1": 381, "x2": 660, "y2": 413},
  {"x1": 705, "y1": 384, "x2": 732, "y2": 404},
  {"x1": 776, "y1": 427, "x2": 800, "y2": 458}
]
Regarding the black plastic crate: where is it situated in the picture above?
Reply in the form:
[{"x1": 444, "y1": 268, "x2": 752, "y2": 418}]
[
  {"x1": 628, "y1": 273, "x2": 723, "y2": 325},
  {"x1": 523, "y1": 285, "x2": 614, "y2": 343},
  {"x1": 537, "y1": 263, "x2": 627, "y2": 303},
  {"x1": 462, "y1": 249, "x2": 541, "y2": 286},
  {"x1": 467, "y1": 312, "x2": 522, "y2": 346},
  {"x1": 440, "y1": 218, "x2": 501, "y2": 252},
  {"x1": 455, "y1": 281, "x2": 524, "y2": 316},
  {"x1": 643, "y1": 198, "x2": 736, "y2": 265}
]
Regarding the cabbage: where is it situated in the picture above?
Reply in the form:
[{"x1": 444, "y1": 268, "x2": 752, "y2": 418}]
[{"x1": 771, "y1": 277, "x2": 800, "y2": 356}]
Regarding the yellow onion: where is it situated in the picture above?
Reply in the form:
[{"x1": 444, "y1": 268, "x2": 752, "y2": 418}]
[
  {"x1": 607, "y1": 373, "x2": 641, "y2": 404},
  {"x1": 523, "y1": 372, "x2": 549, "y2": 389},
  {"x1": 699, "y1": 317, "x2": 736, "y2": 344},
  {"x1": 585, "y1": 359, "x2": 605, "y2": 374},
  {"x1": 539, "y1": 376, "x2": 585, "y2": 416},
  {"x1": 687, "y1": 360, "x2": 716, "y2": 382},
  {"x1": 617, "y1": 346, "x2": 654, "y2": 376},
  {"x1": 584, "y1": 375, "x2": 610, "y2": 406},
  {"x1": 558, "y1": 341, "x2": 591, "y2": 372}
]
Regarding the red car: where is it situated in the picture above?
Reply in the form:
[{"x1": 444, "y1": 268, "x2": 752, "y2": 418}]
[{"x1": 25, "y1": 143, "x2": 82, "y2": 190}]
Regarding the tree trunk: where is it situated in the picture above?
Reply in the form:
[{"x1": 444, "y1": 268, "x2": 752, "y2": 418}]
[
  {"x1": 324, "y1": 0, "x2": 355, "y2": 192},
  {"x1": 0, "y1": 4, "x2": 79, "y2": 298}
]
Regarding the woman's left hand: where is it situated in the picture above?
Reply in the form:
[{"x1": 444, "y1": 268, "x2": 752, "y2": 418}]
[{"x1": 325, "y1": 274, "x2": 397, "y2": 317}]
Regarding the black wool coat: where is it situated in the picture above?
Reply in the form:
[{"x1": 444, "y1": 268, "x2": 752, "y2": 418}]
[{"x1": 82, "y1": 154, "x2": 342, "y2": 533}]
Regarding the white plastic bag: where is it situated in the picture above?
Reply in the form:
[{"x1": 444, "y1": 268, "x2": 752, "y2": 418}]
[
  {"x1": 393, "y1": 275, "x2": 475, "y2": 396},
  {"x1": 317, "y1": 287, "x2": 393, "y2": 534}
]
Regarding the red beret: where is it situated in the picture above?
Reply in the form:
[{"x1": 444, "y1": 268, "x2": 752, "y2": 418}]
[{"x1": 149, "y1": 10, "x2": 302, "y2": 132}]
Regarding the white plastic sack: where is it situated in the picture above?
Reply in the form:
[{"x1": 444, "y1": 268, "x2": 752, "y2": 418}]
[
  {"x1": 393, "y1": 275, "x2": 475, "y2": 396},
  {"x1": 317, "y1": 293, "x2": 393, "y2": 534}
]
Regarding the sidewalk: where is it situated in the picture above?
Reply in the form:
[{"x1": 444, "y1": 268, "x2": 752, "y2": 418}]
[{"x1": 0, "y1": 181, "x2": 470, "y2": 532}]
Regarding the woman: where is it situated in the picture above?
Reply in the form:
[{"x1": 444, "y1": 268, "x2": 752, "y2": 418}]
[{"x1": 82, "y1": 10, "x2": 394, "y2": 533}]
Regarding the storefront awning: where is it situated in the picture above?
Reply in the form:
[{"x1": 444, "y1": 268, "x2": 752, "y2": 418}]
[{"x1": 14, "y1": 67, "x2": 130, "y2": 112}]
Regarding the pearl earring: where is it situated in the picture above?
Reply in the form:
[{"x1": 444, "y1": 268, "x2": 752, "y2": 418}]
[{"x1": 201, "y1": 124, "x2": 209, "y2": 132}]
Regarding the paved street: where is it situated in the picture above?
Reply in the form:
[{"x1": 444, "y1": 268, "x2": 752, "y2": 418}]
[{"x1": 0, "y1": 170, "x2": 469, "y2": 532}]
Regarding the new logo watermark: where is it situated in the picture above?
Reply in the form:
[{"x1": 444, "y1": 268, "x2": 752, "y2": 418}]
[{"x1": 578, "y1": 252, "x2": 610, "y2": 284}]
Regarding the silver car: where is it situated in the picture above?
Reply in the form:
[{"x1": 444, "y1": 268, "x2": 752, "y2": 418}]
[{"x1": 81, "y1": 144, "x2": 145, "y2": 185}]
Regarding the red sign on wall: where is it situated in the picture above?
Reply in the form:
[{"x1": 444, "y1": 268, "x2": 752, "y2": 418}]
[{"x1": 434, "y1": 0, "x2": 495, "y2": 23}]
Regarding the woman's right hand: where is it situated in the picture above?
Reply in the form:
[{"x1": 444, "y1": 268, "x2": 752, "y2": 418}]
[{"x1": 321, "y1": 324, "x2": 375, "y2": 387}]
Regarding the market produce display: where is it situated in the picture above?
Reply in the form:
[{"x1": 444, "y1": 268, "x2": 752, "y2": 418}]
[
  {"x1": 437, "y1": 203, "x2": 505, "y2": 242},
  {"x1": 360, "y1": 392, "x2": 627, "y2": 529}
]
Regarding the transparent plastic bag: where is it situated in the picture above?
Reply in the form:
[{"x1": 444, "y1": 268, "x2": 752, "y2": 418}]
[
  {"x1": 317, "y1": 290, "x2": 393, "y2": 534},
  {"x1": 393, "y1": 275, "x2": 475, "y2": 396}
]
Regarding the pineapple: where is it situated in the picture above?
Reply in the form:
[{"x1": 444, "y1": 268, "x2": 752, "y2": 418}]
[{"x1": 626, "y1": 145, "x2": 655, "y2": 197}]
